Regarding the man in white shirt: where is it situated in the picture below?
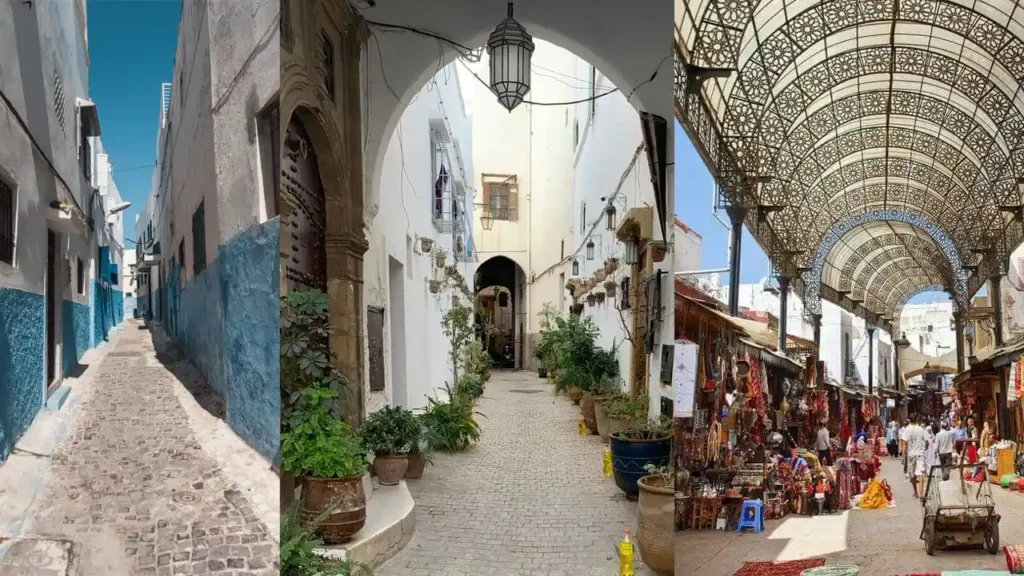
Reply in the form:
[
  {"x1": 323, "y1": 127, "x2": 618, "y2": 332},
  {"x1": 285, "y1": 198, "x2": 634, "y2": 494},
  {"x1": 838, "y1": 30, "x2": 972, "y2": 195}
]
[
  {"x1": 900, "y1": 421, "x2": 910, "y2": 473},
  {"x1": 816, "y1": 422, "x2": 832, "y2": 465},
  {"x1": 934, "y1": 422, "x2": 954, "y2": 481},
  {"x1": 905, "y1": 415, "x2": 928, "y2": 498}
]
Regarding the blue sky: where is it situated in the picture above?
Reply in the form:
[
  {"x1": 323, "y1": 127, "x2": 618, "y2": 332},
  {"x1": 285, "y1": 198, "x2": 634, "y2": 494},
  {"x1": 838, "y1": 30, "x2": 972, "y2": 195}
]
[
  {"x1": 87, "y1": 0, "x2": 181, "y2": 246},
  {"x1": 673, "y1": 121, "x2": 947, "y2": 305}
]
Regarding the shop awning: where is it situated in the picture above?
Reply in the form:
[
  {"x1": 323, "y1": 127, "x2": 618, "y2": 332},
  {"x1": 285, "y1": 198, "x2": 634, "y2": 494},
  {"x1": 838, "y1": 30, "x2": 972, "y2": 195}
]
[{"x1": 899, "y1": 345, "x2": 957, "y2": 380}]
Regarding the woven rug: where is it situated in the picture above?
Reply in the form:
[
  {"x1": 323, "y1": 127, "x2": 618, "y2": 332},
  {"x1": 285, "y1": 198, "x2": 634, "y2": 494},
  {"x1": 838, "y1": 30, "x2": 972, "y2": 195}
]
[{"x1": 733, "y1": 558, "x2": 827, "y2": 576}]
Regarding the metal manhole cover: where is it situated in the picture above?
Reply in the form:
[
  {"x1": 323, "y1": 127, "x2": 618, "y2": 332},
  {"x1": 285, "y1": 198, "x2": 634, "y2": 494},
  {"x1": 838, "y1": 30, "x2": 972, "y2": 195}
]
[
  {"x1": 509, "y1": 389, "x2": 542, "y2": 394},
  {"x1": 0, "y1": 537, "x2": 73, "y2": 574},
  {"x1": 171, "y1": 491, "x2": 200, "y2": 504}
]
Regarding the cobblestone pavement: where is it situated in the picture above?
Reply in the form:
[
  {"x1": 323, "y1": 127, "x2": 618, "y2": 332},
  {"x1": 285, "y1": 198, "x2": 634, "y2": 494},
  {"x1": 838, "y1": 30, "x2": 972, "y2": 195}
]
[
  {"x1": 677, "y1": 457, "x2": 1024, "y2": 575},
  {"x1": 379, "y1": 370, "x2": 653, "y2": 576},
  {"x1": 2, "y1": 320, "x2": 278, "y2": 576}
]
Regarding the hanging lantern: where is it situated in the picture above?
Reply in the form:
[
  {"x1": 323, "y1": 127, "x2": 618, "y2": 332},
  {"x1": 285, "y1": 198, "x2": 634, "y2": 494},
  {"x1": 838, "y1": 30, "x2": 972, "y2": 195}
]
[
  {"x1": 586, "y1": 239, "x2": 595, "y2": 261},
  {"x1": 481, "y1": 213, "x2": 494, "y2": 230},
  {"x1": 572, "y1": 259, "x2": 579, "y2": 276},
  {"x1": 486, "y1": 1, "x2": 535, "y2": 112},
  {"x1": 624, "y1": 240, "x2": 638, "y2": 265},
  {"x1": 605, "y1": 204, "x2": 616, "y2": 231}
]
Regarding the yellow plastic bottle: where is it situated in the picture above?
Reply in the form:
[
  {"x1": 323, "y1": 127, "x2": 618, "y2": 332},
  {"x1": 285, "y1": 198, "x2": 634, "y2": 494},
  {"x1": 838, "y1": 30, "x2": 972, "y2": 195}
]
[
  {"x1": 618, "y1": 528, "x2": 634, "y2": 576},
  {"x1": 602, "y1": 449, "x2": 612, "y2": 478},
  {"x1": 578, "y1": 417, "x2": 586, "y2": 436}
]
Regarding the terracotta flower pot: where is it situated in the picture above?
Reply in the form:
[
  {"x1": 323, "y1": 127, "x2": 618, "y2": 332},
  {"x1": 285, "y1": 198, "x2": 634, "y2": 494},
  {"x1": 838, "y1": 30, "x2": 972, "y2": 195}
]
[
  {"x1": 483, "y1": 372, "x2": 491, "y2": 382},
  {"x1": 299, "y1": 475, "x2": 367, "y2": 544},
  {"x1": 405, "y1": 453, "x2": 426, "y2": 479},
  {"x1": 580, "y1": 393, "x2": 604, "y2": 435},
  {"x1": 374, "y1": 454, "x2": 409, "y2": 486},
  {"x1": 567, "y1": 386, "x2": 582, "y2": 404},
  {"x1": 637, "y1": 474, "x2": 675, "y2": 575},
  {"x1": 607, "y1": 415, "x2": 628, "y2": 439},
  {"x1": 595, "y1": 399, "x2": 611, "y2": 442}
]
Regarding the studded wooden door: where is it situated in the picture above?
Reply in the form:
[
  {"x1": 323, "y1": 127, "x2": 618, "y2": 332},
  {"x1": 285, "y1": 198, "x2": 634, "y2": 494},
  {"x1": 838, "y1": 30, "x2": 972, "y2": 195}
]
[{"x1": 282, "y1": 117, "x2": 327, "y2": 291}]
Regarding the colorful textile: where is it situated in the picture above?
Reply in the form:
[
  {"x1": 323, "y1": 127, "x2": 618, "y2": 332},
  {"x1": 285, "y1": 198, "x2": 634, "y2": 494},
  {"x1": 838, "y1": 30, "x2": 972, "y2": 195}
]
[
  {"x1": 1006, "y1": 544, "x2": 1024, "y2": 574},
  {"x1": 733, "y1": 558, "x2": 827, "y2": 576},
  {"x1": 858, "y1": 479, "x2": 889, "y2": 509}
]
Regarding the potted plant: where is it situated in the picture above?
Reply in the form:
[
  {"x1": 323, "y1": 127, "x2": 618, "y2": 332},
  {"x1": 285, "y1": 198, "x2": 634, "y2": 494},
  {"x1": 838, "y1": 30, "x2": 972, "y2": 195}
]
[
  {"x1": 595, "y1": 292, "x2": 606, "y2": 305},
  {"x1": 605, "y1": 257, "x2": 619, "y2": 274},
  {"x1": 637, "y1": 464, "x2": 675, "y2": 575},
  {"x1": 421, "y1": 384, "x2": 484, "y2": 452},
  {"x1": 419, "y1": 237, "x2": 435, "y2": 253},
  {"x1": 280, "y1": 502, "x2": 373, "y2": 576},
  {"x1": 361, "y1": 405, "x2": 421, "y2": 485},
  {"x1": 586, "y1": 294, "x2": 596, "y2": 307},
  {"x1": 604, "y1": 279, "x2": 617, "y2": 298},
  {"x1": 428, "y1": 279, "x2": 441, "y2": 294},
  {"x1": 569, "y1": 303, "x2": 584, "y2": 316},
  {"x1": 433, "y1": 247, "x2": 447, "y2": 269},
  {"x1": 595, "y1": 268, "x2": 608, "y2": 282},
  {"x1": 565, "y1": 279, "x2": 579, "y2": 297},
  {"x1": 406, "y1": 414, "x2": 435, "y2": 479},
  {"x1": 581, "y1": 378, "x2": 617, "y2": 435},
  {"x1": 280, "y1": 387, "x2": 368, "y2": 544},
  {"x1": 609, "y1": 411, "x2": 671, "y2": 499},
  {"x1": 602, "y1": 393, "x2": 645, "y2": 442}
]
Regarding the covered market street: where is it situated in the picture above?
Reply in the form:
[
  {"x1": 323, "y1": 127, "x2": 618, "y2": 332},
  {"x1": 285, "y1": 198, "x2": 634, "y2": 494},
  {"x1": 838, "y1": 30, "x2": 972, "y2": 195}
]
[{"x1": 676, "y1": 458, "x2": 1023, "y2": 575}]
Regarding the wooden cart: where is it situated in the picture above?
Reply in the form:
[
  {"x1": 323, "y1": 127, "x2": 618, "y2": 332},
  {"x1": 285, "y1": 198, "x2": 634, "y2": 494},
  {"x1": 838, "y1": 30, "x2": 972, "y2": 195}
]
[{"x1": 919, "y1": 462, "x2": 1000, "y2": 556}]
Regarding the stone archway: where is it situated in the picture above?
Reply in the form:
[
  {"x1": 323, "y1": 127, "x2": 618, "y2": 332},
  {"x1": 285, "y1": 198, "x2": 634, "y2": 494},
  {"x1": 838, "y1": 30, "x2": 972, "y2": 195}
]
[
  {"x1": 475, "y1": 255, "x2": 527, "y2": 369},
  {"x1": 281, "y1": 0, "x2": 369, "y2": 425}
]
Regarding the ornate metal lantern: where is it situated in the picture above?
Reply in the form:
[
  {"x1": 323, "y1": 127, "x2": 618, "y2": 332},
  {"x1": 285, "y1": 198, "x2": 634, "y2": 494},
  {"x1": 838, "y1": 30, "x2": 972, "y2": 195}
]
[
  {"x1": 586, "y1": 239, "x2": 595, "y2": 261},
  {"x1": 486, "y1": 1, "x2": 534, "y2": 112},
  {"x1": 481, "y1": 213, "x2": 494, "y2": 231},
  {"x1": 605, "y1": 204, "x2": 616, "y2": 231}
]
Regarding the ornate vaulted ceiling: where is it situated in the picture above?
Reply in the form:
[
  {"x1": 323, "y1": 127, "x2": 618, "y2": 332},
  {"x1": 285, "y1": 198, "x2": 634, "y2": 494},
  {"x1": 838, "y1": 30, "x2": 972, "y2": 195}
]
[{"x1": 675, "y1": 0, "x2": 1024, "y2": 327}]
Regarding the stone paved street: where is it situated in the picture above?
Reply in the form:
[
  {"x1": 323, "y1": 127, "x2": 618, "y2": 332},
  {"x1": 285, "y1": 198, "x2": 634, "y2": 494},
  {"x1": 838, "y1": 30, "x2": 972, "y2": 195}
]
[
  {"x1": 379, "y1": 370, "x2": 654, "y2": 576},
  {"x1": 0, "y1": 320, "x2": 278, "y2": 576},
  {"x1": 676, "y1": 457, "x2": 1024, "y2": 575}
]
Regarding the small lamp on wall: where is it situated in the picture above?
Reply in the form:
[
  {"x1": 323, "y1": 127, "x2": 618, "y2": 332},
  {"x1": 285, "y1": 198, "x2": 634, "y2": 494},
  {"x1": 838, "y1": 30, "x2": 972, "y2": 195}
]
[
  {"x1": 481, "y1": 212, "x2": 494, "y2": 231},
  {"x1": 572, "y1": 259, "x2": 579, "y2": 276},
  {"x1": 586, "y1": 239, "x2": 595, "y2": 261},
  {"x1": 624, "y1": 239, "x2": 638, "y2": 265},
  {"x1": 605, "y1": 204, "x2": 616, "y2": 231}
]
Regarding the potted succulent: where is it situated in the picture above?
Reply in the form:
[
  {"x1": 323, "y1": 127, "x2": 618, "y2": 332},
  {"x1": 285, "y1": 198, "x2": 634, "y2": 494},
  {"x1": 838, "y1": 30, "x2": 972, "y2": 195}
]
[
  {"x1": 405, "y1": 414, "x2": 435, "y2": 479},
  {"x1": 280, "y1": 387, "x2": 369, "y2": 544},
  {"x1": 609, "y1": 411, "x2": 671, "y2": 499},
  {"x1": 361, "y1": 405, "x2": 421, "y2": 485},
  {"x1": 637, "y1": 464, "x2": 675, "y2": 575},
  {"x1": 604, "y1": 279, "x2": 617, "y2": 298},
  {"x1": 419, "y1": 237, "x2": 435, "y2": 253}
]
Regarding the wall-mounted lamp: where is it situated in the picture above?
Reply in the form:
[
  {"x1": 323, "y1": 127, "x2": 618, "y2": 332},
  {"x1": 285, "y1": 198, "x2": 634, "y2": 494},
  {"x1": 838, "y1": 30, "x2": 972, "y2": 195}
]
[
  {"x1": 586, "y1": 239, "x2": 595, "y2": 261},
  {"x1": 572, "y1": 259, "x2": 579, "y2": 276}
]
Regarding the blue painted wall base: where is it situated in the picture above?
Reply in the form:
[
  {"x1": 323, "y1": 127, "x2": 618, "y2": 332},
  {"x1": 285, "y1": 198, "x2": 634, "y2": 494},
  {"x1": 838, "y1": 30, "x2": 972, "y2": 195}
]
[
  {"x1": 0, "y1": 288, "x2": 45, "y2": 463},
  {"x1": 171, "y1": 218, "x2": 280, "y2": 463}
]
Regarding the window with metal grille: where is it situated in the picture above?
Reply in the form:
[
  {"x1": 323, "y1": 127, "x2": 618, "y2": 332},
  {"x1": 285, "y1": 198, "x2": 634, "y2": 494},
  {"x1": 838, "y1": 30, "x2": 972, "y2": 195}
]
[
  {"x1": 481, "y1": 175, "x2": 517, "y2": 221},
  {"x1": 53, "y1": 67, "x2": 66, "y2": 132},
  {"x1": 257, "y1": 99, "x2": 280, "y2": 219},
  {"x1": 192, "y1": 200, "x2": 206, "y2": 275},
  {"x1": 620, "y1": 276, "x2": 631, "y2": 310},
  {"x1": 367, "y1": 306, "x2": 385, "y2": 392},
  {"x1": 0, "y1": 178, "x2": 12, "y2": 265},
  {"x1": 76, "y1": 257, "x2": 84, "y2": 294}
]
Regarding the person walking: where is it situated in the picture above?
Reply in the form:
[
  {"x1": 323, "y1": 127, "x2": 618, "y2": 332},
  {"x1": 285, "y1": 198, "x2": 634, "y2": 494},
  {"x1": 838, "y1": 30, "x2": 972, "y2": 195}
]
[
  {"x1": 900, "y1": 419, "x2": 910, "y2": 473},
  {"x1": 905, "y1": 415, "x2": 928, "y2": 499},
  {"x1": 887, "y1": 421, "x2": 898, "y2": 458},
  {"x1": 935, "y1": 421, "x2": 954, "y2": 481},
  {"x1": 816, "y1": 421, "x2": 833, "y2": 466}
]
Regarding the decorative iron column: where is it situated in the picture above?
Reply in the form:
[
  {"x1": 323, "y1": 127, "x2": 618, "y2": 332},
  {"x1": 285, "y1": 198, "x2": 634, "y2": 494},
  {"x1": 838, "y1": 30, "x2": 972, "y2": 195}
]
[
  {"x1": 811, "y1": 313, "x2": 822, "y2": 347},
  {"x1": 867, "y1": 326, "x2": 875, "y2": 396},
  {"x1": 726, "y1": 205, "x2": 747, "y2": 317},
  {"x1": 777, "y1": 275, "x2": 789, "y2": 353},
  {"x1": 992, "y1": 275, "x2": 1004, "y2": 348},
  {"x1": 953, "y1": 311, "x2": 965, "y2": 374}
]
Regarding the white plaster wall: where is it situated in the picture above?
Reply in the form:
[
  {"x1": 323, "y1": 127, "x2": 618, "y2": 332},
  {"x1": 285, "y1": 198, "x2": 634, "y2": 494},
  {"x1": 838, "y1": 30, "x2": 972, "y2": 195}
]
[
  {"x1": 900, "y1": 302, "x2": 956, "y2": 357},
  {"x1": 676, "y1": 221, "x2": 702, "y2": 272},
  {"x1": 364, "y1": 62, "x2": 476, "y2": 413}
]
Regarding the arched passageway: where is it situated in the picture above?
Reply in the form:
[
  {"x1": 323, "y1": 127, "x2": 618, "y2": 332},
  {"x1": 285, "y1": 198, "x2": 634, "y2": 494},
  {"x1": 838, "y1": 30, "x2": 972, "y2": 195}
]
[{"x1": 475, "y1": 255, "x2": 526, "y2": 369}]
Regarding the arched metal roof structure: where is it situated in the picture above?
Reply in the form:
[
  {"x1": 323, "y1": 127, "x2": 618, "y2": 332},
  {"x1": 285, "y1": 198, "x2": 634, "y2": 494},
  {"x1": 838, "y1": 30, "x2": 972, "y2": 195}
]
[{"x1": 675, "y1": 0, "x2": 1024, "y2": 327}]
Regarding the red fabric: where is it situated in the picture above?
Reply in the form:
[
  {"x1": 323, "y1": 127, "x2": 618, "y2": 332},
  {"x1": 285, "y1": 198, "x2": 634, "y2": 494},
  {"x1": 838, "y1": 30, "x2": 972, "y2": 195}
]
[
  {"x1": 733, "y1": 558, "x2": 826, "y2": 576},
  {"x1": 1005, "y1": 544, "x2": 1024, "y2": 573}
]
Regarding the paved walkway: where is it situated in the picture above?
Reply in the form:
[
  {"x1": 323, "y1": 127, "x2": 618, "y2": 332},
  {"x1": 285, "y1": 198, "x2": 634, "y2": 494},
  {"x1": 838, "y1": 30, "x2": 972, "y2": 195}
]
[
  {"x1": 0, "y1": 320, "x2": 278, "y2": 576},
  {"x1": 379, "y1": 370, "x2": 653, "y2": 576},
  {"x1": 677, "y1": 457, "x2": 1024, "y2": 575}
]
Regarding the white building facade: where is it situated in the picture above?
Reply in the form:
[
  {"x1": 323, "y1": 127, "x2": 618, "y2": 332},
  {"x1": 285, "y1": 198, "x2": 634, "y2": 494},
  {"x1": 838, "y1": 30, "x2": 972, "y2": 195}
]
[
  {"x1": 0, "y1": 0, "x2": 125, "y2": 463},
  {"x1": 133, "y1": 1, "x2": 279, "y2": 462}
]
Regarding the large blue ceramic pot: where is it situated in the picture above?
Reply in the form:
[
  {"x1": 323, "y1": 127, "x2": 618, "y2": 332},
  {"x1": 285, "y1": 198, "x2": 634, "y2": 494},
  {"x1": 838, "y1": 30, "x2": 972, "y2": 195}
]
[{"x1": 609, "y1": 432, "x2": 671, "y2": 498}]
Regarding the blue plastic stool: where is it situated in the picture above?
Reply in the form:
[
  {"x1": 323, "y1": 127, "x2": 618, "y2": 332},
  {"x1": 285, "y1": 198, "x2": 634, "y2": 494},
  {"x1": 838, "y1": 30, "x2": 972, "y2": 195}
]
[{"x1": 736, "y1": 500, "x2": 763, "y2": 533}]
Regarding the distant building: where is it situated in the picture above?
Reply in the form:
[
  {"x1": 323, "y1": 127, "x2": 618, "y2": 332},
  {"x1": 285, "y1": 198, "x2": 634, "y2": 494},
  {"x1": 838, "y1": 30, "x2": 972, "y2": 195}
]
[
  {"x1": 123, "y1": 249, "x2": 136, "y2": 318},
  {"x1": 0, "y1": 0, "x2": 125, "y2": 462}
]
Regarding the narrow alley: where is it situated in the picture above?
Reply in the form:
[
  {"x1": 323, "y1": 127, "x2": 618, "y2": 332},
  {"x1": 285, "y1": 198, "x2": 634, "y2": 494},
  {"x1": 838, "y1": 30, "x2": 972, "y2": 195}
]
[
  {"x1": 378, "y1": 371, "x2": 653, "y2": 576},
  {"x1": 0, "y1": 320, "x2": 278, "y2": 576}
]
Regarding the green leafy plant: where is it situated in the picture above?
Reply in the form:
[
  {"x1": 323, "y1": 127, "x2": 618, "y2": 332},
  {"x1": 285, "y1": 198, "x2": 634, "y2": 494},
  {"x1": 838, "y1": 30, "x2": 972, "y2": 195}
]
[
  {"x1": 281, "y1": 502, "x2": 373, "y2": 576},
  {"x1": 281, "y1": 387, "x2": 367, "y2": 478},
  {"x1": 461, "y1": 340, "x2": 492, "y2": 378},
  {"x1": 360, "y1": 405, "x2": 421, "y2": 456},
  {"x1": 408, "y1": 413, "x2": 436, "y2": 466},
  {"x1": 421, "y1": 384, "x2": 484, "y2": 452},
  {"x1": 619, "y1": 415, "x2": 672, "y2": 440},
  {"x1": 552, "y1": 315, "x2": 619, "y2": 393},
  {"x1": 642, "y1": 463, "x2": 674, "y2": 486},
  {"x1": 281, "y1": 290, "x2": 348, "y2": 430},
  {"x1": 455, "y1": 372, "x2": 485, "y2": 402},
  {"x1": 605, "y1": 393, "x2": 649, "y2": 422},
  {"x1": 442, "y1": 304, "x2": 475, "y2": 387}
]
